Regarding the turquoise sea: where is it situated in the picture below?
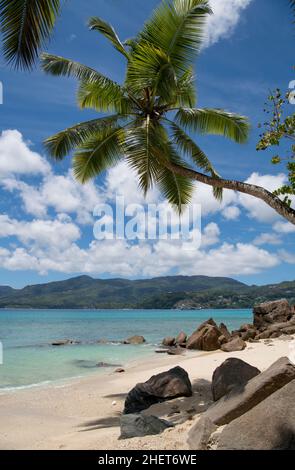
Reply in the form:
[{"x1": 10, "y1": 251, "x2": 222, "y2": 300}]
[{"x1": 0, "y1": 309, "x2": 252, "y2": 391}]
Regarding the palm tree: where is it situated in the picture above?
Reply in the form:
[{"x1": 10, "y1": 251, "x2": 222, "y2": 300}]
[
  {"x1": 0, "y1": 0, "x2": 61, "y2": 69},
  {"x1": 41, "y1": 0, "x2": 295, "y2": 223}
]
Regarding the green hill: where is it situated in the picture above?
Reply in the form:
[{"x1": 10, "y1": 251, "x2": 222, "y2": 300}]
[{"x1": 0, "y1": 275, "x2": 294, "y2": 309}]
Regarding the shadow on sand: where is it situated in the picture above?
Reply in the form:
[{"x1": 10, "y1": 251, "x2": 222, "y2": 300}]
[{"x1": 77, "y1": 377, "x2": 213, "y2": 432}]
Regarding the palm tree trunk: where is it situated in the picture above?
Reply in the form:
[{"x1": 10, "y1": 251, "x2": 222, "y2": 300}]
[{"x1": 165, "y1": 162, "x2": 295, "y2": 225}]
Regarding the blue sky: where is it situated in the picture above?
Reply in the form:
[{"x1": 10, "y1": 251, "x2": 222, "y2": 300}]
[{"x1": 0, "y1": 0, "x2": 294, "y2": 288}]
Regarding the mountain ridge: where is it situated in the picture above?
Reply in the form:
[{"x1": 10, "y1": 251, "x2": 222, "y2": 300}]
[{"x1": 0, "y1": 275, "x2": 294, "y2": 309}]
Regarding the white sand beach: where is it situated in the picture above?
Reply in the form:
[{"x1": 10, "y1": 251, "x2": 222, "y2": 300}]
[{"x1": 0, "y1": 337, "x2": 292, "y2": 450}]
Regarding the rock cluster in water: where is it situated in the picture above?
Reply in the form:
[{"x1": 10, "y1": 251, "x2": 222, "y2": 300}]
[{"x1": 160, "y1": 299, "x2": 295, "y2": 354}]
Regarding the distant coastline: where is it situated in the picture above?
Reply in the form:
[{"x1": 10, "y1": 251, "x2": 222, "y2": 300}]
[{"x1": 0, "y1": 275, "x2": 294, "y2": 310}]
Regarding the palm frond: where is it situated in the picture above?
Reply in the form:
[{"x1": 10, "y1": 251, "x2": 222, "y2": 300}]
[
  {"x1": 138, "y1": 0, "x2": 212, "y2": 73},
  {"x1": 88, "y1": 16, "x2": 129, "y2": 58},
  {"x1": 73, "y1": 126, "x2": 124, "y2": 183},
  {"x1": 123, "y1": 118, "x2": 165, "y2": 194},
  {"x1": 44, "y1": 115, "x2": 122, "y2": 160},
  {"x1": 175, "y1": 108, "x2": 250, "y2": 143},
  {"x1": 173, "y1": 68, "x2": 197, "y2": 107},
  {"x1": 170, "y1": 121, "x2": 223, "y2": 200},
  {"x1": 77, "y1": 80, "x2": 131, "y2": 114},
  {"x1": 126, "y1": 42, "x2": 177, "y2": 102},
  {"x1": 157, "y1": 143, "x2": 195, "y2": 212},
  {"x1": 41, "y1": 53, "x2": 120, "y2": 86},
  {"x1": 0, "y1": 0, "x2": 61, "y2": 69}
]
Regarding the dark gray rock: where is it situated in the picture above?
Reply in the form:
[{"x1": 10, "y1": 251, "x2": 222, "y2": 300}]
[
  {"x1": 187, "y1": 416, "x2": 218, "y2": 450},
  {"x1": 217, "y1": 379, "x2": 295, "y2": 450},
  {"x1": 253, "y1": 299, "x2": 292, "y2": 330},
  {"x1": 206, "y1": 357, "x2": 295, "y2": 425},
  {"x1": 123, "y1": 335, "x2": 146, "y2": 344},
  {"x1": 124, "y1": 366, "x2": 192, "y2": 414},
  {"x1": 120, "y1": 414, "x2": 172, "y2": 439},
  {"x1": 218, "y1": 323, "x2": 231, "y2": 340},
  {"x1": 167, "y1": 347, "x2": 184, "y2": 355},
  {"x1": 162, "y1": 336, "x2": 176, "y2": 347},
  {"x1": 212, "y1": 358, "x2": 261, "y2": 401},
  {"x1": 239, "y1": 323, "x2": 255, "y2": 332},
  {"x1": 175, "y1": 331, "x2": 187, "y2": 344},
  {"x1": 51, "y1": 339, "x2": 79, "y2": 346},
  {"x1": 221, "y1": 337, "x2": 246, "y2": 352},
  {"x1": 187, "y1": 323, "x2": 221, "y2": 351},
  {"x1": 240, "y1": 329, "x2": 257, "y2": 341}
]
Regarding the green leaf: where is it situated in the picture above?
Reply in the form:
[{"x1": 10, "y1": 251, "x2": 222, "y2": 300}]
[
  {"x1": 0, "y1": 0, "x2": 61, "y2": 69},
  {"x1": 173, "y1": 67, "x2": 197, "y2": 107},
  {"x1": 126, "y1": 42, "x2": 177, "y2": 102},
  {"x1": 170, "y1": 121, "x2": 223, "y2": 200},
  {"x1": 44, "y1": 115, "x2": 122, "y2": 160},
  {"x1": 41, "y1": 53, "x2": 121, "y2": 87},
  {"x1": 77, "y1": 80, "x2": 131, "y2": 114},
  {"x1": 175, "y1": 108, "x2": 250, "y2": 143},
  {"x1": 73, "y1": 126, "x2": 124, "y2": 183},
  {"x1": 88, "y1": 16, "x2": 129, "y2": 58},
  {"x1": 138, "y1": 0, "x2": 212, "y2": 73},
  {"x1": 123, "y1": 118, "x2": 164, "y2": 194},
  {"x1": 157, "y1": 143, "x2": 195, "y2": 212}
]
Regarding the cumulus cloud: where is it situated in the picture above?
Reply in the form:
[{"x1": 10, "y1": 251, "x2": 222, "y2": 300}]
[
  {"x1": 0, "y1": 214, "x2": 80, "y2": 249},
  {"x1": 0, "y1": 130, "x2": 50, "y2": 177},
  {"x1": 204, "y1": 0, "x2": 253, "y2": 48},
  {"x1": 0, "y1": 234, "x2": 280, "y2": 278},
  {"x1": 238, "y1": 173, "x2": 291, "y2": 223},
  {"x1": 222, "y1": 205, "x2": 241, "y2": 220},
  {"x1": 273, "y1": 221, "x2": 295, "y2": 234},
  {"x1": 2, "y1": 171, "x2": 102, "y2": 224},
  {"x1": 253, "y1": 233, "x2": 282, "y2": 246},
  {"x1": 0, "y1": 130, "x2": 292, "y2": 280}
]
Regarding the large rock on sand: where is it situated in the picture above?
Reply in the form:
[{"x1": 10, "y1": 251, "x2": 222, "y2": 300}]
[
  {"x1": 175, "y1": 331, "x2": 187, "y2": 344},
  {"x1": 253, "y1": 299, "x2": 292, "y2": 329},
  {"x1": 187, "y1": 319, "x2": 221, "y2": 351},
  {"x1": 187, "y1": 416, "x2": 218, "y2": 450},
  {"x1": 123, "y1": 366, "x2": 192, "y2": 414},
  {"x1": 120, "y1": 414, "x2": 172, "y2": 439},
  {"x1": 217, "y1": 379, "x2": 295, "y2": 450},
  {"x1": 162, "y1": 336, "x2": 176, "y2": 347},
  {"x1": 206, "y1": 357, "x2": 295, "y2": 425},
  {"x1": 212, "y1": 358, "x2": 261, "y2": 401},
  {"x1": 221, "y1": 337, "x2": 246, "y2": 352}
]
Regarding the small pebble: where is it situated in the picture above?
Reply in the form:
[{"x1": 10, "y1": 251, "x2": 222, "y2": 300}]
[{"x1": 112, "y1": 401, "x2": 117, "y2": 406}]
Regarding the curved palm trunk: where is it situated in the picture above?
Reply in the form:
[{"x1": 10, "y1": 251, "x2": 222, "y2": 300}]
[{"x1": 166, "y1": 162, "x2": 295, "y2": 225}]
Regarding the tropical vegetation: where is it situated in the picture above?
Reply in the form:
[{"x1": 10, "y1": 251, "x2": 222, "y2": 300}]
[{"x1": 40, "y1": 0, "x2": 295, "y2": 223}]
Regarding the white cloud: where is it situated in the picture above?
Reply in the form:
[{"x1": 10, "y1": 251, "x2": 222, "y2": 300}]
[
  {"x1": 0, "y1": 130, "x2": 292, "y2": 280},
  {"x1": 2, "y1": 170, "x2": 102, "y2": 224},
  {"x1": 238, "y1": 173, "x2": 291, "y2": 223},
  {"x1": 201, "y1": 222, "x2": 220, "y2": 247},
  {"x1": 253, "y1": 233, "x2": 282, "y2": 246},
  {"x1": 0, "y1": 130, "x2": 50, "y2": 177},
  {"x1": 278, "y1": 250, "x2": 295, "y2": 265},
  {"x1": 273, "y1": 220, "x2": 295, "y2": 234},
  {"x1": 0, "y1": 215, "x2": 80, "y2": 249},
  {"x1": 204, "y1": 0, "x2": 253, "y2": 48},
  {"x1": 222, "y1": 205, "x2": 240, "y2": 220}
]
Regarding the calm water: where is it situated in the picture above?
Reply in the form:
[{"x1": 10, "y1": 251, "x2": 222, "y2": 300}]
[{"x1": 0, "y1": 309, "x2": 251, "y2": 391}]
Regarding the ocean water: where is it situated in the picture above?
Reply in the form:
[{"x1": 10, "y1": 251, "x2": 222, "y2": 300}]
[{"x1": 0, "y1": 309, "x2": 252, "y2": 391}]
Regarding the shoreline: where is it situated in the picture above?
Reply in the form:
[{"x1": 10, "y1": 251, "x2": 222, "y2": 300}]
[{"x1": 0, "y1": 337, "x2": 292, "y2": 450}]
